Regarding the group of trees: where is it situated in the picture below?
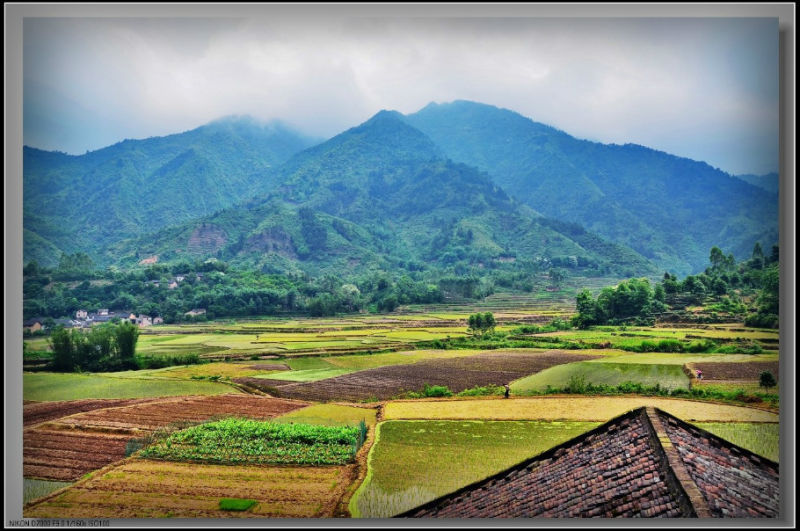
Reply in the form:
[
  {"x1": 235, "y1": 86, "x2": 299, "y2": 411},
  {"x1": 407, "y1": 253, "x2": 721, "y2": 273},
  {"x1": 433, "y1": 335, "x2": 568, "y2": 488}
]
[
  {"x1": 49, "y1": 321, "x2": 140, "y2": 372},
  {"x1": 23, "y1": 256, "x2": 457, "y2": 322},
  {"x1": 572, "y1": 243, "x2": 780, "y2": 329},
  {"x1": 467, "y1": 312, "x2": 497, "y2": 336}
]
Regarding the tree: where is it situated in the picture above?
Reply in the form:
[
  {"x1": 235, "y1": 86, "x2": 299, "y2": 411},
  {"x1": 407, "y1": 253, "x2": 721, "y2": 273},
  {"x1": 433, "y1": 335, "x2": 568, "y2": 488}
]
[
  {"x1": 467, "y1": 312, "x2": 496, "y2": 336},
  {"x1": 751, "y1": 242, "x2": 765, "y2": 270},
  {"x1": 115, "y1": 321, "x2": 140, "y2": 368},
  {"x1": 49, "y1": 326, "x2": 76, "y2": 371},
  {"x1": 759, "y1": 370, "x2": 777, "y2": 390}
]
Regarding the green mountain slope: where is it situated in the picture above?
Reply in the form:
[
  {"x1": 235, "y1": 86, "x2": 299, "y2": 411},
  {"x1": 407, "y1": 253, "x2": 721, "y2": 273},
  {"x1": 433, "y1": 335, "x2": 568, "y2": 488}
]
[
  {"x1": 109, "y1": 111, "x2": 655, "y2": 277},
  {"x1": 404, "y1": 100, "x2": 779, "y2": 275},
  {"x1": 24, "y1": 116, "x2": 321, "y2": 267},
  {"x1": 734, "y1": 172, "x2": 779, "y2": 195}
]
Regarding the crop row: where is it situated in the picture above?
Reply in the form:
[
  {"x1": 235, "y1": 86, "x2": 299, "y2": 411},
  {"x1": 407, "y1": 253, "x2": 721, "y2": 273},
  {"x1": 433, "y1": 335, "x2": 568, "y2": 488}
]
[{"x1": 138, "y1": 417, "x2": 366, "y2": 466}]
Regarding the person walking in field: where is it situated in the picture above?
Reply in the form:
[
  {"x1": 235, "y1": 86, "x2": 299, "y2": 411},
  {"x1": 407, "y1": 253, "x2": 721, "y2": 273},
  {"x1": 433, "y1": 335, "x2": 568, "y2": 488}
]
[
  {"x1": 504, "y1": 383, "x2": 510, "y2": 399},
  {"x1": 696, "y1": 369, "x2": 703, "y2": 380}
]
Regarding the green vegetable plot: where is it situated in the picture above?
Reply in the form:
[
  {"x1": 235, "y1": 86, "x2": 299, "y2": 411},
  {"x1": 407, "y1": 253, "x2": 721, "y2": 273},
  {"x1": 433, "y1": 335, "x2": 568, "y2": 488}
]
[{"x1": 139, "y1": 417, "x2": 367, "y2": 466}]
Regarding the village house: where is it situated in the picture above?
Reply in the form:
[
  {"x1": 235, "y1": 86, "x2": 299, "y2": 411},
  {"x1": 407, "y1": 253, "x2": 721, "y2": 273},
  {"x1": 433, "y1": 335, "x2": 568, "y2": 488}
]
[
  {"x1": 75, "y1": 309, "x2": 88, "y2": 319},
  {"x1": 137, "y1": 315, "x2": 153, "y2": 328},
  {"x1": 168, "y1": 281, "x2": 178, "y2": 290},
  {"x1": 23, "y1": 319, "x2": 43, "y2": 333},
  {"x1": 153, "y1": 316, "x2": 164, "y2": 325},
  {"x1": 185, "y1": 308, "x2": 206, "y2": 317}
]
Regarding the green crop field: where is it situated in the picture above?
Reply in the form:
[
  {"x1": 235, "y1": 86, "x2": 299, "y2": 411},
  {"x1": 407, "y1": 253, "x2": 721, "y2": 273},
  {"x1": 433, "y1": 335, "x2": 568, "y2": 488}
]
[
  {"x1": 23, "y1": 372, "x2": 238, "y2": 402},
  {"x1": 510, "y1": 362, "x2": 690, "y2": 393},
  {"x1": 693, "y1": 422, "x2": 780, "y2": 462},
  {"x1": 351, "y1": 420, "x2": 600, "y2": 518},
  {"x1": 139, "y1": 418, "x2": 366, "y2": 466},
  {"x1": 23, "y1": 479, "x2": 72, "y2": 505},
  {"x1": 586, "y1": 352, "x2": 778, "y2": 365}
]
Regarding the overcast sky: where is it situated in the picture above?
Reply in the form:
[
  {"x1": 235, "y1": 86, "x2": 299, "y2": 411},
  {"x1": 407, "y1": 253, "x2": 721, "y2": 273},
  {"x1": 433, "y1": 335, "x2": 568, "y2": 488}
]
[{"x1": 23, "y1": 15, "x2": 779, "y2": 176}]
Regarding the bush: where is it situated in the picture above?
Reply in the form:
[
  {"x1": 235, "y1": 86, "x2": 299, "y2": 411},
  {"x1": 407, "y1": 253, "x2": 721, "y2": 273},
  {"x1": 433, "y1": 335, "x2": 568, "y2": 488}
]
[
  {"x1": 136, "y1": 353, "x2": 201, "y2": 369},
  {"x1": 421, "y1": 384, "x2": 453, "y2": 397},
  {"x1": 219, "y1": 498, "x2": 257, "y2": 511},
  {"x1": 457, "y1": 385, "x2": 504, "y2": 397},
  {"x1": 759, "y1": 371, "x2": 777, "y2": 390}
]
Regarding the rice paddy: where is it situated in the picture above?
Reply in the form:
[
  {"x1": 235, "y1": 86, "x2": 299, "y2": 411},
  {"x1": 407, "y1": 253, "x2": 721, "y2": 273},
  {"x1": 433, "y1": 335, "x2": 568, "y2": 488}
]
[
  {"x1": 23, "y1": 373, "x2": 239, "y2": 402},
  {"x1": 510, "y1": 362, "x2": 690, "y2": 393},
  {"x1": 351, "y1": 420, "x2": 601, "y2": 518}
]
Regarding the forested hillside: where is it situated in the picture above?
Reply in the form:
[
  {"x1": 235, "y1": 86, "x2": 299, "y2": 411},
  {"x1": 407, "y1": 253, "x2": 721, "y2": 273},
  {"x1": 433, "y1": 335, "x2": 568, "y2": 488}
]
[
  {"x1": 24, "y1": 116, "x2": 321, "y2": 266},
  {"x1": 107, "y1": 110, "x2": 655, "y2": 279},
  {"x1": 405, "y1": 100, "x2": 778, "y2": 275}
]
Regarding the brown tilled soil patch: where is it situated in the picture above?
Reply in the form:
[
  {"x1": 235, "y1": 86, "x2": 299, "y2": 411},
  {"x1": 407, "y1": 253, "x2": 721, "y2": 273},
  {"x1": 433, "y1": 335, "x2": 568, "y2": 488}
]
[
  {"x1": 690, "y1": 361, "x2": 779, "y2": 381},
  {"x1": 24, "y1": 398, "x2": 162, "y2": 427},
  {"x1": 263, "y1": 351, "x2": 601, "y2": 402},
  {"x1": 25, "y1": 460, "x2": 357, "y2": 518},
  {"x1": 247, "y1": 363, "x2": 290, "y2": 371},
  {"x1": 24, "y1": 394, "x2": 308, "y2": 481}
]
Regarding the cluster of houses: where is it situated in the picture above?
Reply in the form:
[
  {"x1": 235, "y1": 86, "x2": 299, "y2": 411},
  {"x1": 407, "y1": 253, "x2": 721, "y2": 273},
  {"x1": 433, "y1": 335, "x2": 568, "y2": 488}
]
[
  {"x1": 24, "y1": 309, "x2": 164, "y2": 333},
  {"x1": 24, "y1": 307, "x2": 208, "y2": 333}
]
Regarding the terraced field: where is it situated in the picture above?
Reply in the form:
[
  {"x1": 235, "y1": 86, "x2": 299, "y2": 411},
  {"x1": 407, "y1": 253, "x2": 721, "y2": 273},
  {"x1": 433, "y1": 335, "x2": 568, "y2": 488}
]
[
  {"x1": 23, "y1": 395, "x2": 308, "y2": 481},
  {"x1": 352, "y1": 420, "x2": 601, "y2": 518},
  {"x1": 383, "y1": 396, "x2": 780, "y2": 423},
  {"x1": 511, "y1": 361, "x2": 690, "y2": 393},
  {"x1": 23, "y1": 373, "x2": 238, "y2": 402},
  {"x1": 24, "y1": 460, "x2": 356, "y2": 518},
  {"x1": 240, "y1": 351, "x2": 601, "y2": 402}
]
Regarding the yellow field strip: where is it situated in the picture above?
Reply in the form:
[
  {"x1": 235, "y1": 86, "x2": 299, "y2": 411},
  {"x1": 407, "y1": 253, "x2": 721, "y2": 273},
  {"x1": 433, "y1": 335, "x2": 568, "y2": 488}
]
[{"x1": 383, "y1": 396, "x2": 778, "y2": 423}]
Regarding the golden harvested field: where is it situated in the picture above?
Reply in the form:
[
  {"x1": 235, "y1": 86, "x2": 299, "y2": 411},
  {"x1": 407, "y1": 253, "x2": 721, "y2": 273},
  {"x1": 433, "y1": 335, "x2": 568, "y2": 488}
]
[
  {"x1": 383, "y1": 396, "x2": 779, "y2": 423},
  {"x1": 24, "y1": 459, "x2": 356, "y2": 518}
]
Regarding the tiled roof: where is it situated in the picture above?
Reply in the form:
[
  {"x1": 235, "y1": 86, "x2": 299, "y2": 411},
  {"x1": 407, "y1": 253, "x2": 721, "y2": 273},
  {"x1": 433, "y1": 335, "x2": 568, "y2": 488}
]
[{"x1": 398, "y1": 407, "x2": 778, "y2": 519}]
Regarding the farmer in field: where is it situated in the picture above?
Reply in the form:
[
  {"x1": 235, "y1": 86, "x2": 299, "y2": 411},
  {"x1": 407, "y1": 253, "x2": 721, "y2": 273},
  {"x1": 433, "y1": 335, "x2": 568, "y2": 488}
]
[
  {"x1": 696, "y1": 369, "x2": 703, "y2": 380},
  {"x1": 504, "y1": 383, "x2": 510, "y2": 399}
]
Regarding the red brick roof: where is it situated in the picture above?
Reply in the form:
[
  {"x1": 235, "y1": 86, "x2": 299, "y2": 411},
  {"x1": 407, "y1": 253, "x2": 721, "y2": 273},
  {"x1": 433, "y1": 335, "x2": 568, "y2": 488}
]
[{"x1": 397, "y1": 407, "x2": 778, "y2": 519}]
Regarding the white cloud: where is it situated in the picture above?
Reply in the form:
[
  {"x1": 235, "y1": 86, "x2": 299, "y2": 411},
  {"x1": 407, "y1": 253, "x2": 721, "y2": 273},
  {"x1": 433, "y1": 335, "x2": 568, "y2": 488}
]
[{"x1": 23, "y1": 16, "x2": 779, "y2": 175}]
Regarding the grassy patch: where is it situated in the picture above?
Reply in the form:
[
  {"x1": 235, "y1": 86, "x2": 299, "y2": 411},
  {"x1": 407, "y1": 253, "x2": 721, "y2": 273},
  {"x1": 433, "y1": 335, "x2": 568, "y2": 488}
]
[
  {"x1": 23, "y1": 479, "x2": 72, "y2": 504},
  {"x1": 139, "y1": 417, "x2": 367, "y2": 465},
  {"x1": 511, "y1": 362, "x2": 689, "y2": 393},
  {"x1": 383, "y1": 396, "x2": 779, "y2": 423},
  {"x1": 352, "y1": 420, "x2": 599, "y2": 517},
  {"x1": 693, "y1": 422, "x2": 779, "y2": 462},
  {"x1": 23, "y1": 372, "x2": 237, "y2": 401},
  {"x1": 256, "y1": 368, "x2": 354, "y2": 382},
  {"x1": 219, "y1": 498, "x2": 257, "y2": 511},
  {"x1": 273, "y1": 403, "x2": 378, "y2": 427}
]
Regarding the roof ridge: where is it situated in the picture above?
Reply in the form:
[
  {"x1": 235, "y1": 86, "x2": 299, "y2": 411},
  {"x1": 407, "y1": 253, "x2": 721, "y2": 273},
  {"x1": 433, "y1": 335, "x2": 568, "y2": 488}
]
[{"x1": 643, "y1": 407, "x2": 711, "y2": 518}]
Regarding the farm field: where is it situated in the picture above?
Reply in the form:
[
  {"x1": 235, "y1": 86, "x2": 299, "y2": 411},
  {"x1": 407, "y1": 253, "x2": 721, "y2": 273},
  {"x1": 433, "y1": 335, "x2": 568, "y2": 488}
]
[
  {"x1": 23, "y1": 398, "x2": 162, "y2": 427},
  {"x1": 24, "y1": 460, "x2": 356, "y2": 518},
  {"x1": 21, "y1": 305, "x2": 783, "y2": 520},
  {"x1": 510, "y1": 361, "x2": 690, "y2": 393},
  {"x1": 273, "y1": 403, "x2": 378, "y2": 428},
  {"x1": 383, "y1": 396, "x2": 780, "y2": 422},
  {"x1": 352, "y1": 420, "x2": 601, "y2": 518},
  {"x1": 23, "y1": 479, "x2": 72, "y2": 505},
  {"x1": 244, "y1": 351, "x2": 602, "y2": 402},
  {"x1": 23, "y1": 373, "x2": 239, "y2": 402},
  {"x1": 24, "y1": 395, "x2": 307, "y2": 481}
]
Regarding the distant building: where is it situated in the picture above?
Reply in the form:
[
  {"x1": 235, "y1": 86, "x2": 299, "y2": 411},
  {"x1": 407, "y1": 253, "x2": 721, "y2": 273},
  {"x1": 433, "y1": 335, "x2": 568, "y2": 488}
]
[
  {"x1": 168, "y1": 281, "x2": 178, "y2": 290},
  {"x1": 185, "y1": 308, "x2": 206, "y2": 317},
  {"x1": 98, "y1": 308, "x2": 109, "y2": 316},
  {"x1": 138, "y1": 315, "x2": 153, "y2": 328},
  {"x1": 23, "y1": 319, "x2": 42, "y2": 333},
  {"x1": 76, "y1": 309, "x2": 88, "y2": 319},
  {"x1": 153, "y1": 316, "x2": 164, "y2": 325},
  {"x1": 175, "y1": 276, "x2": 185, "y2": 282}
]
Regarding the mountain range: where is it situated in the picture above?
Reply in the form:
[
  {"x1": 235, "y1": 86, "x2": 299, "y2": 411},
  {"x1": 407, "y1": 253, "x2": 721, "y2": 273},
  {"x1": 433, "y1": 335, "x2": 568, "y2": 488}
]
[{"x1": 23, "y1": 101, "x2": 778, "y2": 278}]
